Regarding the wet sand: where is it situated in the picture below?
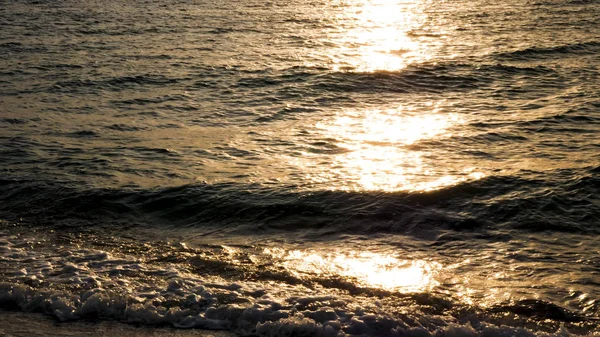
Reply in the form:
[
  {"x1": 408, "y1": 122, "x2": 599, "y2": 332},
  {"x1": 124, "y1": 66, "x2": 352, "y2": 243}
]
[{"x1": 0, "y1": 310, "x2": 238, "y2": 337}]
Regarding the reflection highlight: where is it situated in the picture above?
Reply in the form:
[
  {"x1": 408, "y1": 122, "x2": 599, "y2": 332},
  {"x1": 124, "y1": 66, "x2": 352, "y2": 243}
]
[
  {"x1": 321, "y1": 109, "x2": 456, "y2": 145},
  {"x1": 328, "y1": 0, "x2": 429, "y2": 72},
  {"x1": 305, "y1": 106, "x2": 485, "y2": 191},
  {"x1": 266, "y1": 249, "x2": 440, "y2": 292}
]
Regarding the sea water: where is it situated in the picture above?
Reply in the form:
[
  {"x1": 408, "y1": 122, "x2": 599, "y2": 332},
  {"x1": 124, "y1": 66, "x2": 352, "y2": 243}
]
[{"x1": 0, "y1": 0, "x2": 599, "y2": 335}]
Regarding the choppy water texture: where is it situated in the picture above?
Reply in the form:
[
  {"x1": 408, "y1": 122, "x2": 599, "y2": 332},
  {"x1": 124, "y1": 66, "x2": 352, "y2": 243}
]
[{"x1": 1, "y1": 0, "x2": 599, "y2": 335}]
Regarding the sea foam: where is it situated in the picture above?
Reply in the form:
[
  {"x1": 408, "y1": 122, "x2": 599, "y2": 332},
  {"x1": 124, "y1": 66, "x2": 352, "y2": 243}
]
[{"x1": 0, "y1": 230, "x2": 597, "y2": 337}]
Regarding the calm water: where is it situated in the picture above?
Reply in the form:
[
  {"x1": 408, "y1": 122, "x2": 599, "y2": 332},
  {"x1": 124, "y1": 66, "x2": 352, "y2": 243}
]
[{"x1": 1, "y1": 0, "x2": 599, "y2": 335}]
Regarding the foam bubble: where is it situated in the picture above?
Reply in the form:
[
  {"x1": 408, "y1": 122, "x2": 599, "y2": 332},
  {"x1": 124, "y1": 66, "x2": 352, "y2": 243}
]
[{"x1": 0, "y1": 230, "x2": 598, "y2": 337}]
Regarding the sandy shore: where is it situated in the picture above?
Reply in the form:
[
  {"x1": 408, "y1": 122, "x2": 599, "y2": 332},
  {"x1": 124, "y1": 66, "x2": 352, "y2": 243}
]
[{"x1": 0, "y1": 310, "x2": 238, "y2": 337}]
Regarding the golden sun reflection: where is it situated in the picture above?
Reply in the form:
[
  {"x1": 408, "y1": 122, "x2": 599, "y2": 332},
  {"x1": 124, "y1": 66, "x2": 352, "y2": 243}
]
[
  {"x1": 304, "y1": 106, "x2": 485, "y2": 192},
  {"x1": 328, "y1": 0, "x2": 429, "y2": 72},
  {"x1": 265, "y1": 248, "x2": 440, "y2": 292},
  {"x1": 321, "y1": 109, "x2": 457, "y2": 145}
]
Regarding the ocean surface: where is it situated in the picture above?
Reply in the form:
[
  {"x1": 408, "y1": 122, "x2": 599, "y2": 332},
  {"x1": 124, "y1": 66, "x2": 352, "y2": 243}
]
[{"x1": 1, "y1": 0, "x2": 599, "y2": 335}]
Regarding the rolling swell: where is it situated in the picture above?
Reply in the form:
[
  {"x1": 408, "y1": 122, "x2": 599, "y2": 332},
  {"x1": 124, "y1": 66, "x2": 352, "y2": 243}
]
[
  {"x1": 232, "y1": 64, "x2": 484, "y2": 94},
  {"x1": 231, "y1": 61, "x2": 569, "y2": 102},
  {"x1": 309, "y1": 66, "x2": 483, "y2": 93},
  {"x1": 2, "y1": 59, "x2": 567, "y2": 100},
  {"x1": 494, "y1": 41, "x2": 600, "y2": 60},
  {"x1": 1, "y1": 170, "x2": 598, "y2": 235}
]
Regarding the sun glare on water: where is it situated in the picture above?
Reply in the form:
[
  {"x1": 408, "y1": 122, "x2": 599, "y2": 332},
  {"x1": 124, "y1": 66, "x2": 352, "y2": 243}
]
[
  {"x1": 265, "y1": 248, "x2": 440, "y2": 292},
  {"x1": 323, "y1": 109, "x2": 454, "y2": 145},
  {"x1": 328, "y1": 0, "x2": 431, "y2": 72},
  {"x1": 301, "y1": 105, "x2": 485, "y2": 192}
]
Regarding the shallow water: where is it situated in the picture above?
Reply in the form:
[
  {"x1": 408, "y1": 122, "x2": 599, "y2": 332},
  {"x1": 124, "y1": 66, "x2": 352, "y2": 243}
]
[{"x1": 1, "y1": 0, "x2": 599, "y2": 335}]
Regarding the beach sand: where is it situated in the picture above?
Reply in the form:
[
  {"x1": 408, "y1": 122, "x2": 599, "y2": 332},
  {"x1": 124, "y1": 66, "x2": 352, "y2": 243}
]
[{"x1": 0, "y1": 310, "x2": 238, "y2": 337}]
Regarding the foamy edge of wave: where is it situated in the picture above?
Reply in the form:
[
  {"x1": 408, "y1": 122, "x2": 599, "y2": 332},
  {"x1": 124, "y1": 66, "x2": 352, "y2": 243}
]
[
  {"x1": 1, "y1": 283, "x2": 597, "y2": 337},
  {"x1": 1, "y1": 227, "x2": 598, "y2": 337}
]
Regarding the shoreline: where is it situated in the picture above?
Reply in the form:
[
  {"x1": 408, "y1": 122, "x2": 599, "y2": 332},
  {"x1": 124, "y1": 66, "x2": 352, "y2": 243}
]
[{"x1": 0, "y1": 310, "x2": 238, "y2": 337}]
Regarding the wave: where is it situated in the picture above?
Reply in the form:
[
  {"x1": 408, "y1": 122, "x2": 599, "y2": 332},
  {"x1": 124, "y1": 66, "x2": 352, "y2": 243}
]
[
  {"x1": 0, "y1": 42, "x2": 47, "y2": 55},
  {"x1": 227, "y1": 62, "x2": 565, "y2": 122},
  {"x1": 0, "y1": 118, "x2": 30, "y2": 125},
  {"x1": 104, "y1": 124, "x2": 150, "y2": 132},
  {"x1": 1, "y1": 168, "x2": 598, "y2": 235},
  {"x1": 2, "y1": 284, "x2": 595, "y2": 337},
  {"x1": 3, "y1": 59, "x2": 565, "y2": 100},
  {"x1": 51, "y1": 74, "x2": 181, "y2": 93},
  {"x1": 0, "y1": 283, "x2": 597, "y2": 336},
  {"x1": 307, "y1": 66, "x2": 483, "y2": 94},
  {"x1": 494, "y1": 41, "x2": 600, "y2": 61},
  {"x1": 0, "y1": 230, "x2": 598, "y2": 336}
]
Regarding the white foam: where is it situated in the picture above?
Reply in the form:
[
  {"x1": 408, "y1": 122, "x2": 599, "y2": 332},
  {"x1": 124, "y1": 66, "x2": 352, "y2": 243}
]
[{"x1": 0, "y1": 231, "x2": 597, "y2": 337}]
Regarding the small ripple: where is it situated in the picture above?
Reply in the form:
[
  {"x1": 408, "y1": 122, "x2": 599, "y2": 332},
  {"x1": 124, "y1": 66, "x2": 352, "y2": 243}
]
[{"x1": 105, "y1": 124, "x2": 149, "y2": 132}]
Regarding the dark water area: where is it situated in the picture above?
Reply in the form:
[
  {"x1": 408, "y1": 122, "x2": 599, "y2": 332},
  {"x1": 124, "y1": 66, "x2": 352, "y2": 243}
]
[
  {"x1": 1, "y1": 0, "x2": 599, "y2": 335},
  {"x1": 1, "y1": 173, "x2": 599, "y2": 236}
]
